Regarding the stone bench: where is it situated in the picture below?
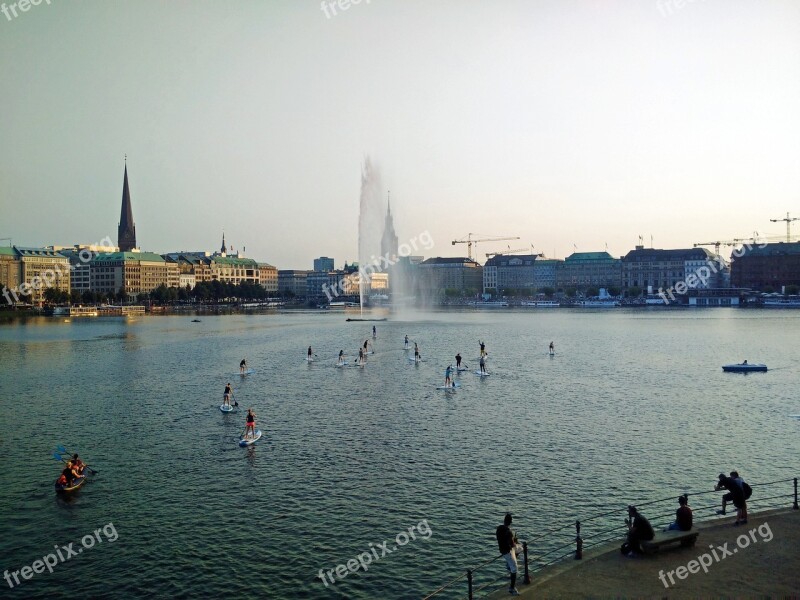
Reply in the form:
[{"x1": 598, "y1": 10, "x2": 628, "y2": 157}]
[{"x1": 640, "y1": 530, "x2": 699, "y2": 555}]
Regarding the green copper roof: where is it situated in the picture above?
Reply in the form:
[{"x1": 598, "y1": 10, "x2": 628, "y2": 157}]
[
  {"x1": 211, "y1": 256, "x2": 259, "y2": 267},
  {"x1": 93, "y1": 252, "x2": 166, "y2": 262},
  {"x1": 565, "y1": 252, "x2": 617, "y2": 262},
  {"x1": 0, "y1": 247, "x2": 16, "y2": 256}
]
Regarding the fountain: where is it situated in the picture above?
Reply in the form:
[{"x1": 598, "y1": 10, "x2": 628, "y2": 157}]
[{"x1": 356, "y1": 157, "x2": 386, "y2": 318}]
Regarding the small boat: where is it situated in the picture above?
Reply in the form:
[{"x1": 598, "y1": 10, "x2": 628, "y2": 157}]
[
  {"x1": 722, "y1": 363, "x2": 768, "y2": 373},
  {"x1": 55, "y1": 475, "x2": 87, "y2": 493},
  {"x1": 191, "y1": 319, "x2": 201, "y2": 322}
]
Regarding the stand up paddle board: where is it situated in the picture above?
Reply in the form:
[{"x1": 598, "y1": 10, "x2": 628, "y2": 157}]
[
  {"x1": 474, "y1": 371, "x2": 490, "y2": 377},
  {"x1": 437, "y1": 383, "x2": 460, "y2": 390},
  {"x1": 457, "y1": 366, "x2": 468, "y2": 372},
  {"x1": 306, "y1": 357, "x2": 315, "y2": 363},
  {"x1": 236, "y1": 369, "x2": 255, "y2": 375},
  {"x1": 220, "y1": 404, "x2": 235, "y2": 412},
  {"x1": 239, "y1": 430, "x2": 262, "y2": 446},
  {"x1": 408, "y1": 357, "x2": 423, "y2": 363}
]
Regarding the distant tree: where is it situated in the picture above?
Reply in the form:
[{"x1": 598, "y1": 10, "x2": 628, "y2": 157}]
[
  {"x1": 444, "y1": 288, "x2": 460, "y2": 297},
  {"x1": 586, "y1": 287, "x2": 600, "y2": 298},
  {"x1": 785, "y1": 284, "x2": 799, "y2": 296},
  {"x1": 565, "y1": 287, "x2": 577, "y2": 298},
  {"x1": 43, "y1": 288, "x2": 61, "y2": 305},
  {"x1": 763, "y1": 285, "x2": 775, "y2": 294},
  {"x1": 627, "y1": 286, "x2": 642, "y2": 298},
  {"x1": 607, "y1": 285, "x2": 621, "y2": 297},
  {"x1": 540, "y1": 286, "x2": 555, "y2": 298}
]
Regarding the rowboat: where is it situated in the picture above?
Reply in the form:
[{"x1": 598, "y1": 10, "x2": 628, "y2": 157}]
[
  {"x1": 722, "y1": 363, "x2": 768, "y2": 373},
  {"x1": 55, "y1": 475, "x2": 87, "y2": 493}
]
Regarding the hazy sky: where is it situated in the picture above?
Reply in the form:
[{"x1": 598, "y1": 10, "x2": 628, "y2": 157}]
[{"x1": 2, "y1": 0, "x2": 799, "y2": 269}]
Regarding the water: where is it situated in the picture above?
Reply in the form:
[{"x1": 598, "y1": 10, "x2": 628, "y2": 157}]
[{"x1": 0, "y1": 309, "x2": 798, "y2": 599}]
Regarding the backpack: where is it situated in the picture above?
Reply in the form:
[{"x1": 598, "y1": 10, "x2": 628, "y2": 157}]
[{"x1": 742, "y1": 481, "x2": 752, "y2": 499}]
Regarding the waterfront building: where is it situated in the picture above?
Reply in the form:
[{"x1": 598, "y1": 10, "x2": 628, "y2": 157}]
[
  {"x1": 557, "y1": 252, "x2": 622, "y2": 291},
  {"x1": 483, "y1": 254, "x2": 537, "y2": 294},
  {"x1": 179, "y1": 272, "x2": 196, "y2": 290},
  {"x1": 307, "y1": 270, "x2": 345, "y2": 300},
  {"x1": 533, "y1": 258, "x2": 561, "y2": 290},
  {"x1": 418, "y1": 257, "x2": 483, "y2": 298},
  {"x1": 0, "y1": 247, "x2": 21, "y2": 299},
  {"x1": 730, "y1": 242, "x2": 800, "y2": 291},
  {"x1": 313, "y1": 257, "x2": 335, "y2": 272},
  {"x1": 278, "y1": 270, "x2": 309, "y2": 297},
  {"x1": 117, "y1": 163, "x2": 137, "y2": 252},
  {"x1": 622, "y1": 246, "x2": 722, "y2": 293},
  {"x1": 54, "y1": 244, "x2": 119, "y2": 296},
  {"x1": 258, "y1": 263, "x2": 278, "y2": 293},
  {"x1": 15, "y1": 247, "x2": 70, "y2": 305},
  {"x1": 90, "y1": 251, "x2": 177, "y2": 297}
]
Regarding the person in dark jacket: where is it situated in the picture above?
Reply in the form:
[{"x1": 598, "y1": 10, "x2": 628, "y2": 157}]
[
  {"x1": 625, "y1": 505, "x2": 654, "y2": 556},
  {"x1": 716, "y1": 472, "x2": 747, "y2": 525}
]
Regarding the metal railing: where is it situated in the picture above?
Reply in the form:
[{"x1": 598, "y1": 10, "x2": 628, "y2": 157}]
[{"x1": 423, "y1": 477, "x2": 798, "y2": 599}]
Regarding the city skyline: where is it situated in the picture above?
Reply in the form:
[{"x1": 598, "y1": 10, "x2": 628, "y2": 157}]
[{"x1": 2, "y1": 1, "x2": 799, "y2": 269}]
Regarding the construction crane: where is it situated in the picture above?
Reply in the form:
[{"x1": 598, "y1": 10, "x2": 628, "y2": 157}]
[
  {"x1": 770, "y1": 212, "x2": 799, "y2": 243},
  {"x1": 693, "y1": 238, "x2": 757, "y2": 254},
  {"x1": 452, "y1": 234, "x2": 520, "y2": 260},
  {"x1": 485, "y1": 247, "x2": 529, "y2": 258}
]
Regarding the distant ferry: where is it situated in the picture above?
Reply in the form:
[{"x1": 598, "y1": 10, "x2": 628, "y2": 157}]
[
  {"x1": 472, "y1": 301, "x2": 509, "y2": 308},
  {"x1": 763, "y1": 298, "x2": 800, "y2": 308},
  {"x1": 52, "y1": 306, "x2": 98, "y2": 317},
  {"x1": 328, "y1": 301, "x2": 360, "y2": 309},
  {"x1": 576, "y1": 299, "x2": 620, "y2": 308},
  {"x1": 520, "y1": 300, "x2": 560, "y2": 308}
]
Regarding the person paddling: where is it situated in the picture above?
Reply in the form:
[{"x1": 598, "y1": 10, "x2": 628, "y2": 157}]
[
  {"x1": 240, "y1": 358, "x2": 247, "y2": 373},
  {"x1": 455, "y1": 353, "x2": 462, "y2": 369},
  {"x1": 404, "y1": 334, "x2": 409, "y2": 349},
  {"x1": 479, "y1": 355, "x2": 487, "y2": 374},
  {"x1": 358, "y1": 347, "x2": 365, "y2": 366},
  {"x1": 445, "y1": 365, "x2": 454, "y2": 387},
  {"x1": 71, "y1": 454, "x2": 85, "y2": 476},
  {"x1": 244, "y1": 408, "x2": 257, "y2": 439},
  {"x1": 307, "y1": 346, "x2": 313, "y2": 361},
  {"x1": 479, "y1": 340, "x2": 487, "y2": 358},
  {"x1": 338, "y1": 350, "x2": 345, "y2": 365},
  {"x1": 414, "y1": 342, "x2": 421, "y2": 363},
  {"x1": 372, "y1": 325, "x2": 377, "y2": 339},
  {"x1": 223, "y1": 382, "x2": 232, "y2": 407},
  {"x1": 549, "y1": 341, "x2": 554, "y2": 355}
]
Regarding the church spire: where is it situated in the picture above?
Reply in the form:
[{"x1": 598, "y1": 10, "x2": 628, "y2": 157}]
[
  {"x1": 118, "y1": 159, "x2": 137, "y2": 252},
  {"x1": 221, "y1": 231, "x2": 226, "y2": 254}
]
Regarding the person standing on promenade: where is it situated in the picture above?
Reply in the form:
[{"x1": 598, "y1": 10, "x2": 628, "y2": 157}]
[
  {"x1": 715, "y1": 473, "x2": 747, "y2": 525},
  {"x1": 665, "y1": 495, "x2": 693, "y2": 531},
  {"x1": 624, "y1": 505, "x2": 654, "y2": 556},
  {"x1": 496, "y1": 513, "x2": 520, "y2": 596}
]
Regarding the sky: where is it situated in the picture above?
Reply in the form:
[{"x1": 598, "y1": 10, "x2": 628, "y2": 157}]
[{"x1": 1, "y1": 0, "x2": 799, "y2": 269}]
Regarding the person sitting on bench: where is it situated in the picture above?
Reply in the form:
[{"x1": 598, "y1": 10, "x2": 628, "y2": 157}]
[{"x1": 665, "y1": 495, "x2": 693, "y2": 531}]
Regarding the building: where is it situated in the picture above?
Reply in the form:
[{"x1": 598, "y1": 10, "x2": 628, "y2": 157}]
[
  {"x1": 622, "y1": 246, "x2": 724, "y2": 294},
  {"x1": 0, "y1": 247, "x2": 21, "y2": 303},
  {"x1": 380, "y1": 198, "x2": 399, "y2": 266},
  {"x1": 118, "y1": 163, "x2": 137, "y2": 252},
  {"x1": 730, "y1": 242, "x2": 800, "y2": 291},
  {"x1": 418, "y1": 257, "x2": 483, "y2": 299},
  {"x1": 55, "y1": 244, "x2": 119, "y2": 297},
  {"x1": 91, "y1": 251, "x2": 178, "y2": 297},
  {"x1": 533, "y1": 259, "x2": 561, "y2": 290},
  {"x1": 313, "y1": 257, "x2": 335, "y2": 272},
  {"x1": 307, "y1": 270, "x2": 345, "y2": 300},
  {"x1": 258, "y1": 263, "x2": 278, "y2": 293},
  {"x1": 10, "y1": 247, "x2": 71, "y2": 305},
  {"x1": 483, "y1": 254, "x2": 537, "y2": 294},
  {"x1": 278, "y1": 270, "x2": 309, "y2": 297},
  {"x1": 557, "y1": 252, "x2": 622, "y2": 291}
]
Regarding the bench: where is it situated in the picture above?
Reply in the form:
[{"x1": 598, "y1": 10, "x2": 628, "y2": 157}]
[{"x1": 640, "y1": 530, "x2": 699, "y2": 555}]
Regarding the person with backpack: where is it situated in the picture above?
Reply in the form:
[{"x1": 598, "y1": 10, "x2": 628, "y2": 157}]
[{"x1": 731, "y1": 470, "x2": 752, "y2": 523}]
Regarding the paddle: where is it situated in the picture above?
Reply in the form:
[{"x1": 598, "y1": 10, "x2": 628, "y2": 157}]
[
  {"x1": 232, "y1": 393, "x2": 238, "y2": 408},
  {"x1": 53, "y1": 450, "x2": 97, "y2": 475},
  {"x1": 56, "y1": 446, "x2": 97, "y2": 473}
]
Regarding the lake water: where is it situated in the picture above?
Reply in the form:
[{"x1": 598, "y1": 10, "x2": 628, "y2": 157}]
[{"x1": 0, "y1": 309, "x2": 798, "y2": 599}]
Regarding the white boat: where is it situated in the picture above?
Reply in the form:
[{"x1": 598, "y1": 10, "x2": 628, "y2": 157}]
[
  {"x1": 576, "y1": 299, "x2": 620, "y2": 308},
  {"x1": 52, "y1": 306, "x2": 99, "y2": 317},
  {"x1": 763, "y1": 298, "x2": 800, "y2": 308},
  {"x1": 472, "y1": 301, "x2": 509, "y2": 308},
  {"x1": 520, "y1": 301, "x2": 560, "y2": 308}
]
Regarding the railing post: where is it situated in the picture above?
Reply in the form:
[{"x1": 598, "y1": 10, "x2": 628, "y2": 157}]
[
  {"x1": 467, "y1": 568, "x2": 473, "y2": 600},
  {"x1": 522, "y1": 541, "x2": 531, "y2": 584},
  {"x1": 575, "y1": 520, "x2": 583, "y2": 559},
  {"x1": 794, "y1": 478, "x2": 798, "y2": 510}
]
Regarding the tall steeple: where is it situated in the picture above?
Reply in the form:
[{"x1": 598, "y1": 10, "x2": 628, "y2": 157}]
[
  {"x1": 220, "y1": 231, "x2": 226, "y2": 255},
  {"x1": 380, "y1": 191, "x2": 398, "y2": 266},
  {"x1": 117, "y1": 158, "x2": 137, "y2": 252}
]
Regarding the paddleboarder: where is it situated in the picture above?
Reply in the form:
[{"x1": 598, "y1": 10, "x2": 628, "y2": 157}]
[
  {"x1": 223, "y1": 383, "x2": 232, "y2": 407},
  {"x1": 358, "y1": 347, "x2": 365, "y2": 366},
  {"x1": 372, "y1": 325, "x2": 377, "y2": 339},
  {"x1": 404, "y1": 334, "x2": 409, "y2": 348},
  {"x1": 445, "y1": 365, "x2": 454, "y2": 387},
  {"x1": 479, "y1": 355, "x2": 487, "y2": 375},
  {"x1": 308, "y1": 346, "x2": 313, "y2": 361},
  {"x1": 240, "y1": 358, "x2": 247, "y2": 373},
  {"x1": 455, "y1": 353, "x2": 462, "y2": 369},
  {"x1": 479, "y1": 340, "x2": 487, "y2": 358},
  {"x1": 244, "y1": 408, "x2": 257, "y2": 439},
  {"x1": 338, "y1": 350, "x2": 345, "y2": 365},
  {"x1": 414, "y1": 342, "x2": 421, "y2": 363},
  {"x1": 549, "y1": 341, "x2": 554, "y2": 355}
]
